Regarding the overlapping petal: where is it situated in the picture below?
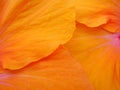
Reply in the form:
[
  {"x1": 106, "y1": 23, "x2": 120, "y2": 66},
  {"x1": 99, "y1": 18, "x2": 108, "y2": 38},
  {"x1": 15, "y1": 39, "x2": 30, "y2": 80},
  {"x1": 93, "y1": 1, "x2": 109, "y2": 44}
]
[
  {"x1": 76, "y1": 0, "x2": 120, "y2": 32},
  {"x1": 0, "y1": 0, "x2": 75, "y2": 70},
  {"x1": 0, "y1": 46, "x2": 93, "y2": 90},
  {"x1": 65, "y1": 23, "x2": 120, "y2": 90}
]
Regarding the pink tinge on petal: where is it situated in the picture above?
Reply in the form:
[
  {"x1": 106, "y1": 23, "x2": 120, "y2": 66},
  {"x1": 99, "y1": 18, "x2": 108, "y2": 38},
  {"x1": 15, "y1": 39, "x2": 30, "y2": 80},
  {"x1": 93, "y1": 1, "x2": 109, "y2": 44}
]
[
  {"x1": 0, "y1": 73, "x2": 11, "y2": 79},
  {"x1": 0, "y1": 73, "x2": 14, "y2": 87},
  {"x1": 103, "y1": 33, "x2": 120, "y2": 47}
]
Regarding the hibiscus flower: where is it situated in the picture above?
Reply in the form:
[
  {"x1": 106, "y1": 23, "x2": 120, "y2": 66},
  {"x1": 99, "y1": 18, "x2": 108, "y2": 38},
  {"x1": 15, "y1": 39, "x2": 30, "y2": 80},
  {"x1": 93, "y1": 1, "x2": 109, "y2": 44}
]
[
  {"x1": 0, "y1": 0, "x2": 93, "y2": 90},
  {"x1": 65, "y1": 0, "x2": 120, "y2": 90}
]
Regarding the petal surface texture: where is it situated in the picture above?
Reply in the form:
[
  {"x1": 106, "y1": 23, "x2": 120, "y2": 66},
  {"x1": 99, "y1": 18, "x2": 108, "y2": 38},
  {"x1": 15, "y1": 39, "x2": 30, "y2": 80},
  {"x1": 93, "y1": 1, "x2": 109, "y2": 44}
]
[
  {"x1": 76, "y1": 0, "x2": 120, "y2": 32},
  {"x1": 0, "y1": 0, "x2": 75, "y2": 70},
  {"x1": 65, "y1": 23, "x2": 120, "y2": 90},
  {"x1": 0, "y1": 46, "x2": 93, "y2": 90}
]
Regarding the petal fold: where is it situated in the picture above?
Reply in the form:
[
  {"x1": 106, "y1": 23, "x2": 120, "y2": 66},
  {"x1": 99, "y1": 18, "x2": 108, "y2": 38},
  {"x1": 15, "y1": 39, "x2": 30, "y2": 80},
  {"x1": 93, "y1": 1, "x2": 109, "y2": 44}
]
[
  {"x1": 0, "y1": 0, "x2": 75, "y2": 70},
  {"x1": 76, "y1": 0, "x2": 120, "y2": 32},
  {"x1": 0, "y1": 46, "x2": 93, "y2": 90},
  {"x1": 65, "y1": 23, "x2": 120, "y2": 90}
]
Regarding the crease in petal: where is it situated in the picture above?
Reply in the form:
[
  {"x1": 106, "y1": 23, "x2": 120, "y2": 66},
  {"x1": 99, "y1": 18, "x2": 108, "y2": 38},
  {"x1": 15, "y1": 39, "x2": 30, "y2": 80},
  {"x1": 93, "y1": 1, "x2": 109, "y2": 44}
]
[
  {"x1": 76, "y1": 0, "x2": 120, "y2": 32},
  {"x1": 0, "y1": 0, "x2": 75, "y2": 70},
  {"x1": 65, "y1": 23, "x2": 120, "y2": 90},
  {"x1": 0, "y1": 46, "x2": 93, "y2": 90}
]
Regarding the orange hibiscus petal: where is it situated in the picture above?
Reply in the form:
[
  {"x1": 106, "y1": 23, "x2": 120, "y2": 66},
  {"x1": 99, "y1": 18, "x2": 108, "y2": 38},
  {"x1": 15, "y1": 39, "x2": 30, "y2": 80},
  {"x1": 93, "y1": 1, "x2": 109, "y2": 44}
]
[
  {"x1": 76, "y1": 0, "x2": 120, "y2": 32},
  {"x1": 0, "y1": 46, "x2": 93, "y2": 90},
  {"x1": 0, "y1": 0, "x2": 75, "y2": 70},
  {"x1": 65, "y1": 23, "x2": 120, "y2": 90}
]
